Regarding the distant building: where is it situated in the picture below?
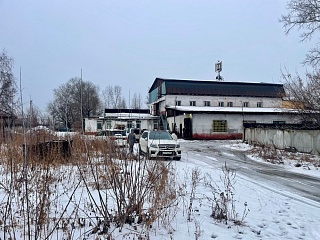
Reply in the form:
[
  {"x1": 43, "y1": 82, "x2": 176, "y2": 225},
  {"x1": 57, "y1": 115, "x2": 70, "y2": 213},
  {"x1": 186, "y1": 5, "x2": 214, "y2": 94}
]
[
  {"x1": 84, "y1": 108, "x2": 159, "y2": 134},
  {"x1": 148, "y1": 78, "x2": 302, "y2": 139},
  {"x1": 0, "y1": 110, "x2": 17, "y2": 141}
]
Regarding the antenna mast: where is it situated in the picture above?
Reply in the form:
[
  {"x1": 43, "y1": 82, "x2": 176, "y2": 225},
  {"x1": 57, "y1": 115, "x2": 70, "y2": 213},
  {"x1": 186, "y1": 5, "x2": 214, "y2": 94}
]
[{"x1": 215, "y1": 60, "x2": 223, "y2": 81}]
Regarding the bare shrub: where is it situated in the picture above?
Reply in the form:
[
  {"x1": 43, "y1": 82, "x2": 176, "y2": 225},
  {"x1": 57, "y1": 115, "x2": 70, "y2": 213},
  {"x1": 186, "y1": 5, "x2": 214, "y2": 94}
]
[
  {"x1": 249, "y1": 142, "x2": 320, "y2": 168},
  {"x1": 0, "y1": 129, "x2": 179, "y2": 239},
  {"x1": 205, "y1": 162, "x2": 249, "y2": 225},
  {"x1": 250, "y1": 143, "x2": 284, "y2": 164},
  {"x1": 187, "y1": 167, "x2": 201, "y2": 222}
]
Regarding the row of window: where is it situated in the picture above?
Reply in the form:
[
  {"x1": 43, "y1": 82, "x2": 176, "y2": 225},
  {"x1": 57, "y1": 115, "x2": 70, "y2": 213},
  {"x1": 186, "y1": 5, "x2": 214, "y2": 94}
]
[
  {"x1": 212, "y1": 120, "x2": 287, "y2": 132},
  {"x1": 97, "y1": 120, "x2": 142, "y2": 130},
  {"x1": 176, "y1": 100, "x2": 263, "y2": 108}
]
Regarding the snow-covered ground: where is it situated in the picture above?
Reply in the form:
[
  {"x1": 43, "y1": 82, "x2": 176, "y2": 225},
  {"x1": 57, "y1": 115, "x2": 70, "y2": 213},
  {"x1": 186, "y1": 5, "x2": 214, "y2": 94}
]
[
  {"x1": 226, "y1": 140, "x2": 320, "y2": 177},
  {"x1": 1, "y1": 138, "x2": 320, "y2": 239},
  {"x1": 167, "y1": 140, "x2": 320, "y2": 239}
]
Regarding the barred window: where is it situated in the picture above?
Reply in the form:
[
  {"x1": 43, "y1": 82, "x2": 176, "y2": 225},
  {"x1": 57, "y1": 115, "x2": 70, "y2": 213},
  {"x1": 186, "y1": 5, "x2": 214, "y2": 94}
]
[
  {"x1": 190, "y1": 101, "x2": 196, "y2": 106},
  {"x1": 136, "y1": 120, "x2": 141, "y2": 129},
  {"x1": 204, "y1": 101, "x2": 211, "y2": 106},
  {"x1": 106, "y1": 120, "x2": 111, "y2": 129},
  {"x1": 127, "y1": 120, "x2": 133, "y2": 129},
  {"x1": 97, "y1": 120, "x2": 102, "y2": 130},
  {"x1": 153, "y1": 120, "x2": 158, "y2": 130},
  {"x1": 227, "y1": 102, "x2": 233, "y2": 107},
  {"x1": 212, "y1": 120, "x2": 227, "y2": 132}
]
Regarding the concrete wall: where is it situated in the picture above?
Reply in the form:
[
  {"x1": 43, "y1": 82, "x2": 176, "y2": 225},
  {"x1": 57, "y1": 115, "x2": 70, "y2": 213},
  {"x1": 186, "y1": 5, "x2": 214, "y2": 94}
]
[{"x1": 245, "y1": 128, "x2": 320, "y2": 155}]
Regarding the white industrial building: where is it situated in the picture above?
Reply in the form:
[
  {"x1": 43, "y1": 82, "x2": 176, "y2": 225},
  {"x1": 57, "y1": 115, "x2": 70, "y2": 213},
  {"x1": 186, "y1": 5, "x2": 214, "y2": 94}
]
[{"x1": 148, "y1": 78, "x2": 301, "y2": 139}]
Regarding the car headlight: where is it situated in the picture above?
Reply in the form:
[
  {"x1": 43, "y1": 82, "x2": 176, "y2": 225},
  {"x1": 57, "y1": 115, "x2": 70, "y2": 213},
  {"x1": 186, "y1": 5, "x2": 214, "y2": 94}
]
[
  {"x1": 150, "y1": 143, "x2": 158, "y2": 148},
  {"x1": 176, "y1": 144, "x2": 180, "y2": 148}
]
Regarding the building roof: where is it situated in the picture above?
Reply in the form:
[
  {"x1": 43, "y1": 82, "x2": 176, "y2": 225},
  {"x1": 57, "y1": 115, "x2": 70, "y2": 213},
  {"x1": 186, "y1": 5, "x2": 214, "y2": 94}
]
[
  {"x1": 104, "y1": 108, "x2": 149, "y2": 114},
  {"x1": 103, "y1": 112, "x2": 158, "y2": 120},
  {"x1": 149, "y1": 78, "x2": 285, "y2": 98}
]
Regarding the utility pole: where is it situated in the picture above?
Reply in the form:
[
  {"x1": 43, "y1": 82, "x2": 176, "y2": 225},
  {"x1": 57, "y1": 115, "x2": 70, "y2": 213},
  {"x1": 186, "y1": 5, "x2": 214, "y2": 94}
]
[
  {"x1": 174, "y1": 96, "x2": 177, "y2": 133},
  {"x1": 80, "y1": 69, "x2": 84, "y2": 134}
]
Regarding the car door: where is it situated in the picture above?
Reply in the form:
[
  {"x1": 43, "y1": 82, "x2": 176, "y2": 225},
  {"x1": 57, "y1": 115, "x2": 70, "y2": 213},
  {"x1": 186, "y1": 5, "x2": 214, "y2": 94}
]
[{"x1": 139, "y1": 131, "x2": 149, "y2": 153}]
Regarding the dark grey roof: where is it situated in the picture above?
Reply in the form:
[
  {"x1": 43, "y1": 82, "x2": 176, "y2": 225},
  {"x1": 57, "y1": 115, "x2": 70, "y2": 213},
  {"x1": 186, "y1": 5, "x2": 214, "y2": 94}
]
[
  {"x1": 149, "y1": 78, "x2": 285, "y2": 98},
  {"x1": 104, "y1": 108, "x2": 149, "y2": 114}
]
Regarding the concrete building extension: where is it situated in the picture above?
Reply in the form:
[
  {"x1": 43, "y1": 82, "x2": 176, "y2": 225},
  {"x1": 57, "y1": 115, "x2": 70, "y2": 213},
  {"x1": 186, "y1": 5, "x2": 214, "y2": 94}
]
[{"x1": 84, "y1": 108, "x2": 158, "y2": 134}]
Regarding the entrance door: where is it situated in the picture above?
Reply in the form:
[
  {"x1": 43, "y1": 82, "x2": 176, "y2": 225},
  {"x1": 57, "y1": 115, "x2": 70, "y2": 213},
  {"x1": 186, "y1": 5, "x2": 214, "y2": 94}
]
[{"x1": 183, "y1": 118, "x2": 192, "y2": 139}]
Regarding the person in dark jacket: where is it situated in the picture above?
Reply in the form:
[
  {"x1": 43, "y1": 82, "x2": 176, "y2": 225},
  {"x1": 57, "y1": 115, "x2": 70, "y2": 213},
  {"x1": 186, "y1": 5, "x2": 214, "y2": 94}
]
[{"x1": 128, "y1": 130, "x2": 136, "y2": 153}]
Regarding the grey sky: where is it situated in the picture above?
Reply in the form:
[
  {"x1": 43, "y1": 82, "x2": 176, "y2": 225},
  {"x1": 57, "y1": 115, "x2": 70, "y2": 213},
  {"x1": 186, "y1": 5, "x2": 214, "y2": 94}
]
[{"x1": 0, "y1": 0, "x2": 314, "y2": 112}]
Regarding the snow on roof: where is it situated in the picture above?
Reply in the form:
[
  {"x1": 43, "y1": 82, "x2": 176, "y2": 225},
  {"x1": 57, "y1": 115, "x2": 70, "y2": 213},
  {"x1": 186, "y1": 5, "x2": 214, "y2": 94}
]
[
  {"x1": 104, "y1": 112, "x2": 158, "y2": 119},
  {"x1": 166, "y1": 106, "x2": 297, "y2": 113},
  {"x1": 157, "y1": 77, "x2": 276, "y2": 85}
]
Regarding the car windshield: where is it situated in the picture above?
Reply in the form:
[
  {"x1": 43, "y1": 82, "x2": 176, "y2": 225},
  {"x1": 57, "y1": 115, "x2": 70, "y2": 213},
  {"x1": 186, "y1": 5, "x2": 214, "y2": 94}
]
[
  {"x1": 109, "y1": 130, "x2": 126, "y2": 136},
  {"x1": 149, "y1": 131, "x2": 173, "y2": 140},
  {"x1": 97, "y1": 130, "x2": 126, "y2": 136}
]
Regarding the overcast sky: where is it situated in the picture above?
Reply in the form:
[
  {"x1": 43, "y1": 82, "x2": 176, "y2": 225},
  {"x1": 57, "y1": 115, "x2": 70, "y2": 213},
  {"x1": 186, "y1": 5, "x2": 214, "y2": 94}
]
[{"x1": 0, "y1": 0, "x2": 315, "y2": 112}]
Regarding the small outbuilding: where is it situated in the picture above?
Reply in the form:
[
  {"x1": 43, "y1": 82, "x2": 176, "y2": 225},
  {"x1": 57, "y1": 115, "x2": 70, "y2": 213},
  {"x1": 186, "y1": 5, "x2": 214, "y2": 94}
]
[{"x1": 84, "y1": 108, "x2": 159, "y2": 134}]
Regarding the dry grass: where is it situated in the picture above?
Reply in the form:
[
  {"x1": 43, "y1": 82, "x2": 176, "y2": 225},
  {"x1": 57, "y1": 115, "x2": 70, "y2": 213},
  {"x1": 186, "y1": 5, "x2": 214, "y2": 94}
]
[
  {"x1": 0, "y1": 130, "x2": 179, "y2": 239},
  {"x1": 249, "y1": 143, "x2": 320, "y2": 168}
]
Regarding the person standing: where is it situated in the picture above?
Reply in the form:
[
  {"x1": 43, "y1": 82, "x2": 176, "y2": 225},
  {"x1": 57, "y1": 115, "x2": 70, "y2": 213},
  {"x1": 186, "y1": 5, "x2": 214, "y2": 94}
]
[
  {"x1": 128, "y1": 130, "x2": 136, "y2": 153},
  {"x1": 171, "y1": 132, "x2": 178, "y2": 141}
]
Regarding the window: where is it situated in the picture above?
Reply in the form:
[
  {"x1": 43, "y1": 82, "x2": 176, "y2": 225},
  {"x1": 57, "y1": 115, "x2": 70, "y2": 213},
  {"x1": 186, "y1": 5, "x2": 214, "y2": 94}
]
[
  {"x1": 127, "y1": 120, "x2": 133, "y2": 129},
  {"x1": 218, "y1": 102, "x2": 224, "y2": 107},
  {"x1": 175, "y1": 100, "x2": 181, "y2": 106},
  {"x1": 190, "y1": 101, "x2": 196, "y2": 106},
  {"x1": 243, "y1": 120, "x2": 256, "y2": 124},
  {"x1": 243, "y1": 102, "x2": 249, "y2": 107},
  {"x1": 136, "y1": 120, "x2": 141, "y2": 129},
  {"x1": 227, "y1": 102, "x2": 233, "y2": 107},
  {"x1": 257, "y1": 102, "x2": 262, "y2": 108},
  {"x1": 212, "y1": 120, "x2": 227, "y2": 132},
  {"x1": 106, "y1": 120, "x2": 111, "y2": 129},
  {"x1": 273, "y1": 121, "x2": 285, "y2": 125},
  {"x1": 204, "y1": 101, "x2": 211, "y2": 106},
  {"x1": 153, "y1": 120, "x2": 158, "y2": 130},
  {"x1": 97, "y1": 120, "x2": 102, "y2": 130}
]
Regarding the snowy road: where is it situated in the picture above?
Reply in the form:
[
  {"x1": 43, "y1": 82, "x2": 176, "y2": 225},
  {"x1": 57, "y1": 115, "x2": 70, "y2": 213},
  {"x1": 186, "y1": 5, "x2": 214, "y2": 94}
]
[{"x1": 180, "y1": 140, "x2": 320, "y2": 206}]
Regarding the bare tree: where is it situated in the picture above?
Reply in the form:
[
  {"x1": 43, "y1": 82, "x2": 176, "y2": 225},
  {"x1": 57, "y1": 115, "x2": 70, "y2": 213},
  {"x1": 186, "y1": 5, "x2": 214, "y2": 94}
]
[
  {"x1": 48, "y1": 77, "x2": 101, "y2": 130},
  {"x1": 282, "y1": 70, "x2": 320, "y2": 126},
  {"x1": 102, "y1": 85, "x2": 127, "y2": 109},
  {"x1": 280, "y1": 1, "x2": 320, "y2": 126},
  {"x1": 131, "y1": 93, "x2": 142, "y2": 109},
  {"x1": 280, "y1": 0, "x2": 320, "y2": 66},
  {"x1": 0, "y1": 50, "x2": 17, "y2": 115},
  {"x1": 113, "y1": 85, "x2": 122, "y2": 108},
  {"x1": 119, "y1": 97, "x2": 127, "y2": 109},
  {"x1": 102, "y1": 85, "x2": 114, "y2": 109}
]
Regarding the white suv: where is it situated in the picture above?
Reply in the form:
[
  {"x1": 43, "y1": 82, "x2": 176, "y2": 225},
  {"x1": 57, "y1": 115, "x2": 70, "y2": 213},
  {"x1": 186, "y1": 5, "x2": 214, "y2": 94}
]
[{"x1": 139, "y1": 130, "x2": 181, "y2": 160}]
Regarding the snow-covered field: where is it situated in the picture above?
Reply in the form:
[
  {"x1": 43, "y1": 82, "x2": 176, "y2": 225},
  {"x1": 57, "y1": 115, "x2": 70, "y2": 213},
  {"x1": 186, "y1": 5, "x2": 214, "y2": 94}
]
[
  {"x1": 170, "y1": 140, "x2": 320, "y2": 239},
  {"x1": 0, "y1": 137, "x2": 319, "y2": 239}
]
